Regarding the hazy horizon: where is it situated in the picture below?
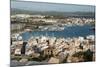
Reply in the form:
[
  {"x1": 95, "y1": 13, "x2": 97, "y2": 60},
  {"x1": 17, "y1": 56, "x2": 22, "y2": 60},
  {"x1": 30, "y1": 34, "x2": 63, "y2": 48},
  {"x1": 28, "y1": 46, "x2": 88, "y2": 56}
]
[{"x1": 11, "y1": 1, "x2": 95, "y2": 12}]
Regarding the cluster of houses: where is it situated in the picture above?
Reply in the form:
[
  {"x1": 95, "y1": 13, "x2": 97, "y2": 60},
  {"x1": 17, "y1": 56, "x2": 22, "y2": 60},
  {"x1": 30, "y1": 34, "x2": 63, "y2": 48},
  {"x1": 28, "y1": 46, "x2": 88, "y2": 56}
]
[
  {"x1": 11, "y1": 14, "x2": 95, "y2": 25},
  {"x1": 11, "y1": 14, "x2": 95, "y2": 33},
  {"x1": 11, "y1": 35, "x2": 95, "y2": 64}
]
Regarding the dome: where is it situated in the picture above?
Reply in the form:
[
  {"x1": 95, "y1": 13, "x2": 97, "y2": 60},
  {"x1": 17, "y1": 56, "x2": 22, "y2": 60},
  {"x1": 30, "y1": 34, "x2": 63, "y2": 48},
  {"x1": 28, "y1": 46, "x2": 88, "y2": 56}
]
[{"x1": 17, "y1": 36, "x2": 23, "y2": 41}]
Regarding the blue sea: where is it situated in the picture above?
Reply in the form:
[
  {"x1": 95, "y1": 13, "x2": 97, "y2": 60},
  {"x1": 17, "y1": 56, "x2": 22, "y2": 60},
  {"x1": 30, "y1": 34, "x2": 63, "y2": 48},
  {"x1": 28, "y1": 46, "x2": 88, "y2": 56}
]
[{"x1": 21, "y1": 24, "x2": 95, "y2": 41}]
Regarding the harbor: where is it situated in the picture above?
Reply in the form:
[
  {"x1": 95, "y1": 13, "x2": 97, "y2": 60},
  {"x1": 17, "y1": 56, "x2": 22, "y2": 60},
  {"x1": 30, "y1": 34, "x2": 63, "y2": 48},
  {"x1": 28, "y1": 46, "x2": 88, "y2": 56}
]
[{"x1": 11, "y1": 14, "x2": 95, "y2": 66}]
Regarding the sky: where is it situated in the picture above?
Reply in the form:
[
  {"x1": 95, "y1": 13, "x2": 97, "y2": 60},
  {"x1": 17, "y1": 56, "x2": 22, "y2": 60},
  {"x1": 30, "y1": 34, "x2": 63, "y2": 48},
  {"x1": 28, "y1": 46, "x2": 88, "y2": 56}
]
[{"x1": 11, "y1": 1, "x2": 95, "y2": 12}]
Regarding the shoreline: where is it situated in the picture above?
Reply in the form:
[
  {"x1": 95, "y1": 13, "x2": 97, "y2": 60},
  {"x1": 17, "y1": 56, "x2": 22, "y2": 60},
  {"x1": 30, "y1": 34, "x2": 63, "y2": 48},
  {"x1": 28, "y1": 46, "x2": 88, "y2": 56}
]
[{"x1": 11, "y1": 23, "x2": 94, "y2": 34}]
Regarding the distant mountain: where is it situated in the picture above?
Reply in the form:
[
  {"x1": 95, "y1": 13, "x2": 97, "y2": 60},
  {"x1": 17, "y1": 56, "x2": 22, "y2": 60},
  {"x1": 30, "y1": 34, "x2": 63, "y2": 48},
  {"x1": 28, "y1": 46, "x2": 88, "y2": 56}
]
[
  {"x1": 11, "y1": 1, "x2": 95, "y2": 13},
  {"x1": 11, "y1": 8, "x2": 95, "y2": 18}
]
